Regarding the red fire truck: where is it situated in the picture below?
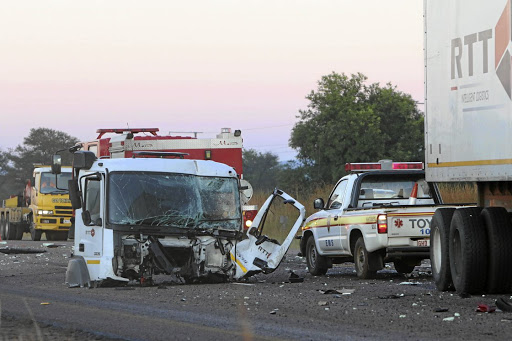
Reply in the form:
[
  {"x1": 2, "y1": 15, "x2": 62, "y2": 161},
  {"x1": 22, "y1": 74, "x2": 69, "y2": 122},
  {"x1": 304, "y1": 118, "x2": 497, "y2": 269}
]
[{"x1": 78, "y1": 127, "x2": 258, "y2": 229}]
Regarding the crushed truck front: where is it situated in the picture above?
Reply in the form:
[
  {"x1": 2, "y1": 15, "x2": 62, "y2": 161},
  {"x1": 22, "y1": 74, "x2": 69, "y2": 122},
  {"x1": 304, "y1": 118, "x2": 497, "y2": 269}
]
[{"x1": 65, "y1": 152, "x2": 304, "y2": 287}]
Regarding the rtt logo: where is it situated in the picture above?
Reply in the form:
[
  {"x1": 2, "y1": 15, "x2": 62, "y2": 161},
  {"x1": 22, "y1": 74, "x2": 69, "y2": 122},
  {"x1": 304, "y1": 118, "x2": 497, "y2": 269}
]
[{"x1": 451, "y1": 0, "x2": 512, "y2": 98}]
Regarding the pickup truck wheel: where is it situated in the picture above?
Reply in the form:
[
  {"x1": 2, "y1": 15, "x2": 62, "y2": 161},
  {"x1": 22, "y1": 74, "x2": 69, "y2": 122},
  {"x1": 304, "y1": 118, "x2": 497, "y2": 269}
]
[
  {"x1": 393, "y1": 260, "x2": 416, "y2": 274},
  {"x1": 449, "y1": 207, "x2": 487, "y2": 294},
  {"x1": 430, "y1": 208, "x2": 456, "y2": 291},
  {"x1": 354, "y1": 237, "x2": 376, "y2": 279},
  {"x1": 481, "y1": 207, "x2": 512, "y2": 294},
  {"x1": 306, "y1": 237, "x2": 328, "y2": 276},
  {"x1": 30, "y1": 221, "x2": 42, "y2": 241}
]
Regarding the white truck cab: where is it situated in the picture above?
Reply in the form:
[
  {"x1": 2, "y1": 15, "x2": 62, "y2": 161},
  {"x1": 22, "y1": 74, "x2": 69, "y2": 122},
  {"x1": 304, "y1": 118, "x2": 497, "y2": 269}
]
[{"x1": 63, "y1": 151, "x2": 305, "y2": 287}]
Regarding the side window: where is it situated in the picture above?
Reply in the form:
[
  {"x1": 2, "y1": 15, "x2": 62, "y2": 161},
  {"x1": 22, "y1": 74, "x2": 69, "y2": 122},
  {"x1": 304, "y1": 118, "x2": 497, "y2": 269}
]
[
  {"x1": 327, "y1": 180, "x2": 348, "y2": 209},
  {"x1": 85, "y1": 179, "x2": 101, "y2": 225}
]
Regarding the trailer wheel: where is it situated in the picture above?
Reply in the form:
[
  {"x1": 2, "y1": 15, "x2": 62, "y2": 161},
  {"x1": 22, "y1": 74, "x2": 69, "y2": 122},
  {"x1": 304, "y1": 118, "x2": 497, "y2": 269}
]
[
  {"x1": 30, "y1": 220, "x2": 42, "y2": 241},
  {"x1": 430, "y1": 208, "x2": 456, "y2": 291},
  {"x1": 481, "y1": 207, "x2": 512, "y2": 294},
  {"x1": 449, "y1": 207, "x2": 487, "y2": 294},
  {"x1": 306, "y1": 237, "x2": 328, "y2": 276},
  {"x1": 354, "y1": 237, "x2": 377, "y2": 279}
]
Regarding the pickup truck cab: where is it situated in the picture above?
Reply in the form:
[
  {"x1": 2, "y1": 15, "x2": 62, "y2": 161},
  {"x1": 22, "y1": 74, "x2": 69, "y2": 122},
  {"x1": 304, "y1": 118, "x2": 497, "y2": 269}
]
[{"x1": 300, "y1": 160, "x2": 443, "y2": 278}]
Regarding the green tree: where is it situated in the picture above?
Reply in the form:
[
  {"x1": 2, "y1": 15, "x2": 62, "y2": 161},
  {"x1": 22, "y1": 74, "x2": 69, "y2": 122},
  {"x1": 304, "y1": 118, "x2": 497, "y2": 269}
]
[
  {"x1": 290, "y1": 72, "x2": 423, "y2": 184},
  {"x1": 0, "y1": 128, "x2": 79, "y2": 199},
  {"x1": 242, "y1": 149, "x2": 281, "y2": 192}
]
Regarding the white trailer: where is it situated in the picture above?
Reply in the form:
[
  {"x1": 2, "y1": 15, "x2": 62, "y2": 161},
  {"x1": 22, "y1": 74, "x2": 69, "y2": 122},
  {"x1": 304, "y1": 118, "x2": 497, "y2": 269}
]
[{"x1": 425, "y1": 0, "x2": 512, "y2": 294}]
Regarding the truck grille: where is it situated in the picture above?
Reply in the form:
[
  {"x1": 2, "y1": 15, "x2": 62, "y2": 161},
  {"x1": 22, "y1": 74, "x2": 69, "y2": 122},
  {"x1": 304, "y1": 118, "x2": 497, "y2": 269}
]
[{"x1": 55, "y1": 210, "x2": 73, "y2": 215}]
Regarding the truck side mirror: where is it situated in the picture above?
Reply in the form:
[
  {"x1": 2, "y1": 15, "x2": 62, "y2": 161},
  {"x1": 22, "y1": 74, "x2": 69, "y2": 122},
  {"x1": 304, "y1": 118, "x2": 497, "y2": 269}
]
[
  {"x1": 68, "y1": 179, "x2": 82, "y2": 210},
  {"x1": 82, "y1": 210, "x2": 91, "y2": 226},
  {"x1": 52, "y1": 154, "x2": 62, "y2": 174},
  {"x1": 313, "y1": 198, "x2": 325, "y2": 209}
]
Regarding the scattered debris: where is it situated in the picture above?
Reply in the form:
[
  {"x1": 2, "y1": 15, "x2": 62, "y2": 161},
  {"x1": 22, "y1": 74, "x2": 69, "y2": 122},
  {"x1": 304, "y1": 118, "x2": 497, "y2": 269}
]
[
  {"x1": 40, "y1": 302, "x2": 50, "y2": 305},
  {"x1": 43, "y1": 243, "x2": 66, "y2": 248},
  {"x1": 318, "y1": 288, "x2": 355, "y2": 295},
  {"x1": 443, "y1": 317, "x2": 455, "y2": 322},
  {"x1": 399, "y1": 315, "x2": 406, "y2": 318},
  {"x1": 378, "y1": 294, "x2": 415, "y2": 299},
  {"x1": 288, "y1": 271, "x2": 304, "y2": 283},
  {"x1": 0, "y1": 247, "x2": 46, "y2": 254},
  {"x1": 496, "y1": 298, "x2": 512, "y2": 313},
  {"x1": 270, "y1": 311, "x2": 276, "y2": 315},
  {"x1": 399, "y1": 281, "x2": 420, "y2": 286},
  {"x1": 231, "y1": 282, "x2": 255, "y2": 286},
  {"x1": 434, "y1": 308, "x2": 449, "y2": 312},
  {"x1": 318, "y1": 301, "x2": 329, "y2": 306}
]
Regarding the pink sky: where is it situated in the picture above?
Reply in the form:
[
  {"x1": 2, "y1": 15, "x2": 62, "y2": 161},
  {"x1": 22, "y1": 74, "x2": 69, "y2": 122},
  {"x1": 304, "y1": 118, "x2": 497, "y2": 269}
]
[{"x1": 0, "y1": 0, "x2": 424, "y2": 161}]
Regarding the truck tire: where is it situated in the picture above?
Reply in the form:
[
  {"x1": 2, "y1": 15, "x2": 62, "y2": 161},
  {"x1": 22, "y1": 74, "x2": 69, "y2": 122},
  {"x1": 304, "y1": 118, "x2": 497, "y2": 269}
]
[
  {"x1": 5, "y1": 213, "x2": 16, "y2": 240},
  {"x1": 0, "y1": 214, "x2": 5, "y2": 240},
  {"x1": 481, "y1": 207, "x2": 512, "y2": 294},
  {"x1": 30, "y1": 220, "x2": 42, "y2": 241},
  {"x1": 354, "y1": 237, "x2": 377, "y2": 279},
  {"x1": 430, "y1": 208, "x2": 456, "y2": 291},
  {"x1": 14, "y1": 223, "x2": 24, "y2": 240},
  {"x1": 449, "y1": 207, "x2": 487, "y2": 294},
  {"x1": 306, "y1": 237, "x2": 328, "y2": 276},
  {"x1": 393, "y1": 260, "x2": 417, "y2": 274}
]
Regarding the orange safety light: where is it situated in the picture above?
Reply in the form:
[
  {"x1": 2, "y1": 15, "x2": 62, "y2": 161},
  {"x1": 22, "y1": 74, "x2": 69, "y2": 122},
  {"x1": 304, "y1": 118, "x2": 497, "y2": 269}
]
[
  {"x1": 345, "y1": 163, "x2": 382, "y2": 172},
  {"x1": 392, "y1": 162, "x2": 424, "y2": 170}
]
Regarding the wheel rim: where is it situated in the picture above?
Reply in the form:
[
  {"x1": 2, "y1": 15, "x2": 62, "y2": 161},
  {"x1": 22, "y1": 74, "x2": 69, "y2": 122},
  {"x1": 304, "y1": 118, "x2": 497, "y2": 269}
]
[
  {"x1": 356, "y1": 246, "x2": 365, "y2": 272},
  {"x1": 431, "y1": 226, "x2": 441, "y2": 274},
  {"x1": 309, "y1": 244, "x2": 317, "y2": 269}
]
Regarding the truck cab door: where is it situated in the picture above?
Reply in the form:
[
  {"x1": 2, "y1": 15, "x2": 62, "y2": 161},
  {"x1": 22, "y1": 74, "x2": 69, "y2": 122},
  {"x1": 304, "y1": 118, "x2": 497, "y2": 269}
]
[
  {"x1": 231, "y1": 189, "x2": 305, "y2": 279},
  {"x1": 75, "y1": 174, "x2": 104, "y2": 271}
]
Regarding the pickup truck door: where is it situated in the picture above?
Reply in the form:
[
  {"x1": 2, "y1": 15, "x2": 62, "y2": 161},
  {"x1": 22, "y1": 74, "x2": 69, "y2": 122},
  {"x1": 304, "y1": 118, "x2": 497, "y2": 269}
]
[
  {"x1": 315, "y1": 179, "x2": 348, "y2": 253},
  {"x1": 231, "y1": 189, "x2": 305, "y2": 280}
]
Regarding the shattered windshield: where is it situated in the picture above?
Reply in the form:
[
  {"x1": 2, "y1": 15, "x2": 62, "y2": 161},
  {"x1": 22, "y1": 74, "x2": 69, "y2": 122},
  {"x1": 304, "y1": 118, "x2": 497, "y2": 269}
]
[
  {"x1": 108, "y1": 172, "x2": 241, "y2": 231},
  {"x1": 40, "y1": 172, "x2": 72, "y2": 194}
]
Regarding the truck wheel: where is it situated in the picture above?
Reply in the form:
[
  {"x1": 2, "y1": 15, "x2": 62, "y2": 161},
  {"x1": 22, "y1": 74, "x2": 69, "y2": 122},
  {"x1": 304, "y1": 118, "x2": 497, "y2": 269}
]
[
  {"x1": 449, "y1": 207, "x2": 487, "y2": 294},
  {"x1": 354, "y1": 237, "x2": 376, "y2": 279},
  {"x1": 481, "y1": 207, "x2": 512, "y2": 294},
  {"x1": 55, "y1": 231, "x2": 68, "y2": 241},
  {"x1": 393, "y1": 260, "x2": 416, "y2": 274},
  {"x1": 5, "y1": 214, "x2": 16, "y2": 240},
  {"x1": 306, "y1": 237, "x2": 328, "y2": 276},
  {"x1": 0, "y1": 214, "x2": 5, "y2": 240},
  {"x1": 430, "y1": 208, "x2": 456, "y2": 291},
  {"x1": 14, "y1": 224, "x2": 24, "y2": 240},
  {"x1": 30, "y1": 221, "x2": 42, "y2": 241}
]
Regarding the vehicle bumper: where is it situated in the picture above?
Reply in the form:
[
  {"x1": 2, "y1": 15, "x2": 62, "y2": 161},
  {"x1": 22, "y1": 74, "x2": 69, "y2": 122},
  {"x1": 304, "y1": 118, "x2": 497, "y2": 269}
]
[{"x1": 386, "y1": 246, "x2": 429, "y2": 258}]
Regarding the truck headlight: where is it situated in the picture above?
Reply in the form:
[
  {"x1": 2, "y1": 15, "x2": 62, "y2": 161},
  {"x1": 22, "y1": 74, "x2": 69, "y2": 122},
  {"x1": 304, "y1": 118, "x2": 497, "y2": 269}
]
[{"x1": 38, "y1": 210, "x2": 53, "y2": 215}]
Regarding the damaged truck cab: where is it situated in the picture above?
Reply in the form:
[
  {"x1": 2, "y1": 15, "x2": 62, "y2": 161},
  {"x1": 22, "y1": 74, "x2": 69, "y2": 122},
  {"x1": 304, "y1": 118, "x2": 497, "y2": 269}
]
[{"x1": 63, "y1": 151, "x2": 304, "y2": 287}]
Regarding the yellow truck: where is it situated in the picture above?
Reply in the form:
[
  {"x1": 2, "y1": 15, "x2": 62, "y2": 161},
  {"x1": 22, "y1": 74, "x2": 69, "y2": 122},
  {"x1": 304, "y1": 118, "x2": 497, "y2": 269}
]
[{"x1": 0, "y1": 166, "x2": 73, "y2": 241}]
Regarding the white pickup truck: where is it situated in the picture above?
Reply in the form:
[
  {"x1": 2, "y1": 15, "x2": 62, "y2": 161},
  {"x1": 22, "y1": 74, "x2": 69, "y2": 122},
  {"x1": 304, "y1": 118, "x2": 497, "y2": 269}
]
[{"x1": 300, "y1": 160, "x2": 451, "y2": 279}]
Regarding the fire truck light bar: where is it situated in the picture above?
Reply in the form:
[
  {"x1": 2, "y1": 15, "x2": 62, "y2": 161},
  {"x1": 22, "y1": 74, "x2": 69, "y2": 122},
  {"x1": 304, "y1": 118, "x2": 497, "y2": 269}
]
[
  {"x1": 96, "y1": 128, "x2": 159, "y2": 139},
  {"x1": 345, "y1": 162, "x2": 424, "y2": 172}
]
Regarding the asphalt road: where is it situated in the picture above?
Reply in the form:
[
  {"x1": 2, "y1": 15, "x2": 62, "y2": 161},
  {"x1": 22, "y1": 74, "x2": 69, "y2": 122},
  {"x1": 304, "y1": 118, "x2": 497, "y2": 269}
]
[{"x1": 1, "y1": 239, "x2": 512, "y2": 341}]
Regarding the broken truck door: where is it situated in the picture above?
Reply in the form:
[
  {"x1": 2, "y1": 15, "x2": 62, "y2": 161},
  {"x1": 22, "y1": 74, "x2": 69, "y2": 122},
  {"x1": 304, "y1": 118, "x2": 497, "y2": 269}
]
[
  {"x1": 77, "y1": 173, "x2": 106, "y2": 280},
  {"x1": 231, "y1": 189, "x2": 305, "y2": 279}
]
